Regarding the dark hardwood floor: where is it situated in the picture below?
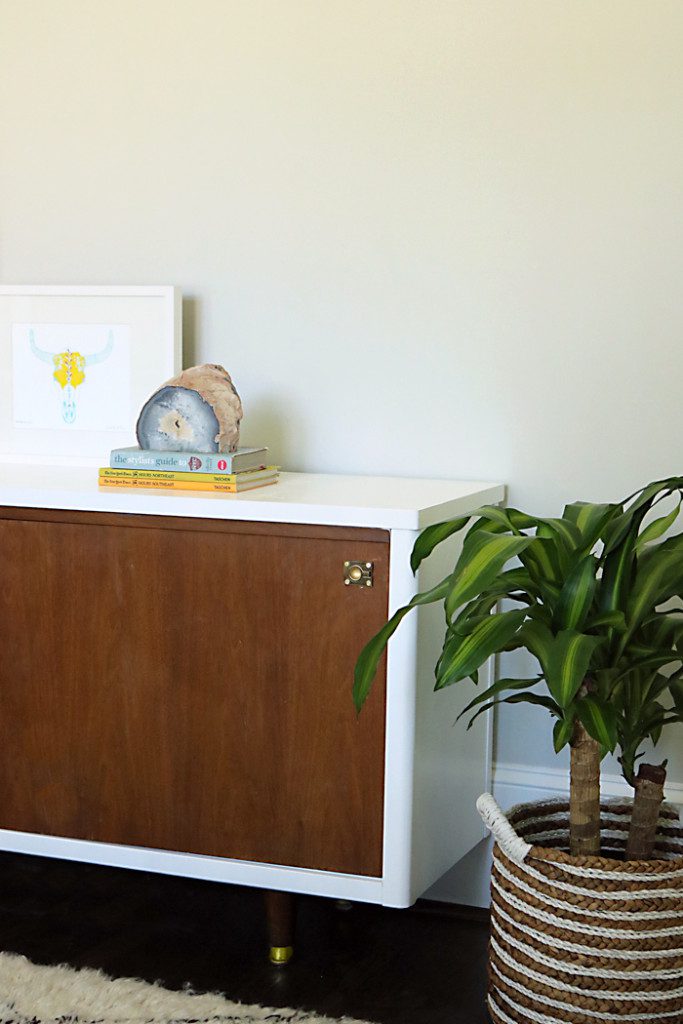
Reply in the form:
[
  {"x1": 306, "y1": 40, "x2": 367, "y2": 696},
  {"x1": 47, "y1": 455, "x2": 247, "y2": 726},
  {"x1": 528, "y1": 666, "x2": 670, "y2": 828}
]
[{"x1": 0, "y1": 851, "x2": 490, "y2": 1023}]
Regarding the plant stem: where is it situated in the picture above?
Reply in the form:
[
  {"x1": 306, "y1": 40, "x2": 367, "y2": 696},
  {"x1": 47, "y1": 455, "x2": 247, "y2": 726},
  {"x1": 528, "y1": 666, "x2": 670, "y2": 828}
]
[
  {"x1": 569, "y1": 720, "x2": 601, "y2": 857},
  {"x1": 625, "y1": 762, "x2": 667, "y2": 860}
]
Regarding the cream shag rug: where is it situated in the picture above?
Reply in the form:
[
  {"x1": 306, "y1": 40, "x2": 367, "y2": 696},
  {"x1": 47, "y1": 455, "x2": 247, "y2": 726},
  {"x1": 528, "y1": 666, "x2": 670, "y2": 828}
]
[{"x1": 0, "y1": 952, "x2": 373, "y2": 1024}]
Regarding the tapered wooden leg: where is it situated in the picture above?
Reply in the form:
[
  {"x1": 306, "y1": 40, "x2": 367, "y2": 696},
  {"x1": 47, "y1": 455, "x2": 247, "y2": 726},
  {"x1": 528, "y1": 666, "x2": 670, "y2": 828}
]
[{"x1": 264, "y1": 890, "x2": 296, "y2": 965}]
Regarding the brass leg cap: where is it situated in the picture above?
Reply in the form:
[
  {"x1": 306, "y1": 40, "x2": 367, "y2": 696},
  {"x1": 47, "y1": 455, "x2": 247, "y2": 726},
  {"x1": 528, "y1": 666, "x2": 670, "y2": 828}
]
[{"x1": 269, "y1": 945, "x2": 294, "y2": 965}]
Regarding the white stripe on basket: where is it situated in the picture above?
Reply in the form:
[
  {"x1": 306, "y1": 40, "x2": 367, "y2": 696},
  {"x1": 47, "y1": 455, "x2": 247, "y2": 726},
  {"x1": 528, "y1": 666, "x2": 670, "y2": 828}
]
[
  {"x1": 489, "y1": 983, "x2": 683, "y2": 1024},
  {"x1": 514, "y1": 808, "x2": 680, "y2": 832},
  {"x1": 524, "y1": 853, "x2": 683, "y2": 882},
  {"x1": 491, "y1": 964, "x2": 683, "y2": 1022},
  {"x1": 490, "y1": 922, "x2": 683, "y2": 979},
  {"x1": 492, "y1": 900, "x2": 683, "y2": 959},
  {"x1": 515, "y1": 822, "x2": 671, "y2": 842},
  {"x1": 495, "y1": 852, "x2": 683, "y2": 903},
  {"x1": 515, "y1": 858, "x2": 683, "y2": 901},
  {"x1": 520, "y1": 828, "x2": 683, "y2": 859},
  {"x1": 493, "y1": 856, "x2": 683, "y2": 921},
  {"x1": 516, "y1": 815, "x2": 675, "y2": 831},
  {"x1": 490, "y1": 934, "x2": 683, "y2": 999},
  {"x1": 506, "y1": 796, "x2": 680, "y2": 817},
  {"x1": 491, "y1": 875, "x2": 683, "y2": 939},
  {"x1": 520, "y1": 830, "x2": 683, "y2": 855}
]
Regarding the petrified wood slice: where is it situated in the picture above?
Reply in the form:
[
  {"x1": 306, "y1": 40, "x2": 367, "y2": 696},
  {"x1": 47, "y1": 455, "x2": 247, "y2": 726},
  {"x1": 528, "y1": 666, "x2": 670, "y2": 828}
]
[{"x1": 136, "y1": 364, "x2": 243, "y2": 453}]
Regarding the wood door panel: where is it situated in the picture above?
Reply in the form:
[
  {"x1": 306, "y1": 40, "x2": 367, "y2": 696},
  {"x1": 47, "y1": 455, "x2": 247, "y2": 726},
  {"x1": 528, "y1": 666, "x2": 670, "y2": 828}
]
[{"x1": 0, "y1": 511, "x2": 389, "y2": 876}]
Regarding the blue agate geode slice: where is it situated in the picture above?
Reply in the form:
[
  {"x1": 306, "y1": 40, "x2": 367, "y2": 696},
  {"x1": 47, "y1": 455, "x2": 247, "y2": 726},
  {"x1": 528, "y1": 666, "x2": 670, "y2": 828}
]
[
  {"x1": 135, "y1": 364, "x2": 243, "y2": 453},
  {"x1": 136, "y1": 385, "x2": 221, "y2": 453}
]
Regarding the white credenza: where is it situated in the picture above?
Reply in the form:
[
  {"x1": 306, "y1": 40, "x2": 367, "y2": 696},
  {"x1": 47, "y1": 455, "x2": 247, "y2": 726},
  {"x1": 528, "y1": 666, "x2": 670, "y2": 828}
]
[{"x1": 0, "y1": 466, "x2": 503, "y2": 912}]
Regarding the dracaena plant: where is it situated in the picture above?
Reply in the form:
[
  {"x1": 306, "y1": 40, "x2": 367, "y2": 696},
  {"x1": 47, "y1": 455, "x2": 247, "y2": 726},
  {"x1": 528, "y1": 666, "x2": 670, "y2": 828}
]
[
  {"x1": 615, "y1": 660, "x2": 683, "y2": 858},
  {"x1": 354, "y1": 477, "x2": 683, "y2": 860}
]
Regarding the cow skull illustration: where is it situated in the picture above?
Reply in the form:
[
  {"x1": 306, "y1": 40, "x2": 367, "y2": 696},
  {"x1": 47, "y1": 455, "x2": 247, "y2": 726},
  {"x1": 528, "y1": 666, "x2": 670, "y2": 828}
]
[{"x1": 29, "y1": 329, "x2": 114, "y2": 423}]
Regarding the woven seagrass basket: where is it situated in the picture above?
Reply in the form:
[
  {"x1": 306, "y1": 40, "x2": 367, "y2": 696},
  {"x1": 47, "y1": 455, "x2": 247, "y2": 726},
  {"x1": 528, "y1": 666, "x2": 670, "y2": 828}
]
[{"x1": 477, "y1": 793, "x2": 683, "y2": 1024}]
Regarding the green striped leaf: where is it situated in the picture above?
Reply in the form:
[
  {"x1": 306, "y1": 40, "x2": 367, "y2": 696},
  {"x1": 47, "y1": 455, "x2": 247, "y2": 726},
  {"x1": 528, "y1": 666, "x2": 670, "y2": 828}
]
[
  {"x1": 538, "y1": 517, "x2": 584, "y2": 551},
  {"x1": 598, "y1": 522, "x2": 639, "y2": 641},
  {"x1": 602, "y1": 488, "x2": 660, "y2": 556},
  {"x1": 671, "y1": 679, "x2": 683, "y2": 718},
  {"x1": 545, "y1": 630, "x2": 602, "y2": 709},
  {"x1": 592, "y1": 667, "x2": 619, "y2": 701},
  {"x1": 466, "y1": 692, "x2": 560, "y2": 730},
  {"x1": 522, "y1": 602, "x2": 554, "y2": 626},
  {"x1": 553, "y1": 716, "x2": 574, "y2": 752},
  {"x1": 530, "y1": 527, "x2": 564, "y2": 568},
  {"x1": 410, "y1": 516, "x2": 470, "y2": 573},
  {"x1": 353, "y1": 576, "x2": 450, "y2": 711},
  {"x1": 563, "y1": 501, "x2": 621, "y2": 550},
  {"x1": 599, "y1": 530, "x2": 635, "y2": 611},
  {"x1": 642, "y1": 613, "x2": 683, "y2": 649},
  {"x1": 518, "y1": 538, "x2": 563, "y2": 603},
  {"x1": 450, "y1": 568, "x2": 539, "y2": 636},
  {"x1": 514, "y1": 620, "x2": 555, "y2": 673},
  {"x1": 458, "y1": 676, "x2": 543, "y2": 720},
  {"x1": 495, "y1": 567, "x2": 540, "y2": 598},
  {"x1": 585, "y1": 610, "x2": 626, "y2": 631},
  {"x1": 635, "y1": 502, "x2": 681, "y2": 550},
  {"x1": 435, "y1": 609, "x2": 527, "y2": 690},
  {"x1": 637, "y1": 697, "x2": 669, "y2": 745},
  {"x1": 444, "y1": 531, "x2": 535, "y2": 621},
  {"x1": 620, "y1": 476, "x2": 683, "y2": 508},
  {"x1": 658, "y1": 530, "x2": 683, "y2": 554},
  {"x1": 555, "y1": 554, "x2": 598, "y2": 631},
  {"x1": 624, "y1": 640, "x2": 667, "y2": 660},
  {"x1": 624, "y1": 547, "x2": 683, "y2": 641},
  {"x1": 469, "y1": 506, "x2": 537, "y2": 534},
  {"x1": 450, "y1": 597, "x2": 500, "y2": 636},
  {"x1": 655, "y1": 672, "x2": 674, "y2": 695},
  {"x1": 536, "y1": 518, "x2": 585, "y2": 573},
  {"x1": 576, "y1": 696, "x2": 617, "y2": 752},
  {"x1": 602, "y1": 480, "x2": 682, "y2": 556},
  {"x1": 633, "y1": 669, "x2": 660, "y2": 705},
  {"x1": 622, "y1": 700, "x2": 669, "y2": 753},
  {"x1": 612, "y1": 652, "x2": 680, "y2": 685}
]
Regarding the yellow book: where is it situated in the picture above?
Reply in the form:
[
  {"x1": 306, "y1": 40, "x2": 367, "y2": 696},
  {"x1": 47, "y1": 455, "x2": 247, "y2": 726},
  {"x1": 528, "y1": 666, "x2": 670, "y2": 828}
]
[
  {"x1": 99, "y1": 466, "x2": 278, "y2": 484},
  {"x1": 98, "y1": 477, "x2": 278, "y2": 493}
]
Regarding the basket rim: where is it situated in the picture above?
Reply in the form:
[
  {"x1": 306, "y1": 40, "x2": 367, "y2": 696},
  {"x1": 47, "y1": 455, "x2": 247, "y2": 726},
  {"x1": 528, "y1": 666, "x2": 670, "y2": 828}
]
[{"x1": 505, "y1": 795, "x2": 683, "y2": 870}]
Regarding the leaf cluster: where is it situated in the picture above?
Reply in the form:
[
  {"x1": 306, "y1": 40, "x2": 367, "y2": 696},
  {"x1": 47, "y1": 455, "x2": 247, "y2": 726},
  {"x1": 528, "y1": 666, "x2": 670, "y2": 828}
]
[{"x1": 353, "y1": 478, "x2": 683, "y2": 779}]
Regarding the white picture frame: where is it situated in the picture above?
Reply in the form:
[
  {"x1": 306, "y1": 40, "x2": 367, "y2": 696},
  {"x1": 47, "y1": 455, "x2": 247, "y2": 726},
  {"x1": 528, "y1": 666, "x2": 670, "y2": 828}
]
[{"x1": 0, "y1": 285, "x2": 181, "y2": 466}]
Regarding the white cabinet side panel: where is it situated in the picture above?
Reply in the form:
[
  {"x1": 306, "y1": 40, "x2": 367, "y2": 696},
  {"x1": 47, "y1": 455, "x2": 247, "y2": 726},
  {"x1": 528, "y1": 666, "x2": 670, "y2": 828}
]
[
  {"x1": 380, "y1": 529, "x2": 419, "y2": 907},
  {"x1": 410, "y1": 529, "x2": 493, "y2": 903}
]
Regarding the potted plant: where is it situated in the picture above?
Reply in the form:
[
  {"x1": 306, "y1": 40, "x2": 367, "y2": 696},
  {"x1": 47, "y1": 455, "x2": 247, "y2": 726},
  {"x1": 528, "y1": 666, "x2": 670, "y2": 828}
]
[{"x1": 354, "y1": 477, "x2": 683, "y2": 1024}]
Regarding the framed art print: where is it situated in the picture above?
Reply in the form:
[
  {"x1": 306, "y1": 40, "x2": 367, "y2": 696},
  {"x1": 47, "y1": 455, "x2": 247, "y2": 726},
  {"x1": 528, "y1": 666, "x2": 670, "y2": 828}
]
[{"x1": 0, "y1": 285, "x2": 181, "y2": 465}]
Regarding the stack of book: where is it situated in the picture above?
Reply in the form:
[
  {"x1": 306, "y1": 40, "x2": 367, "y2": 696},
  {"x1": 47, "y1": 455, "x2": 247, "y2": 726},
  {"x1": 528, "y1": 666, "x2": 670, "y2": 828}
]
[{"x1": 99, "y1": 446, "x2": 279, "y2": 494}]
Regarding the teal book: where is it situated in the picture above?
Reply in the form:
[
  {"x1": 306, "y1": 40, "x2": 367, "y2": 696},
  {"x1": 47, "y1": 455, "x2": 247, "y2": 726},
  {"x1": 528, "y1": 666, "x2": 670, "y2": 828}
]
[{"x1": 110, "y1": 446, "x2": 268, "y2": 474}]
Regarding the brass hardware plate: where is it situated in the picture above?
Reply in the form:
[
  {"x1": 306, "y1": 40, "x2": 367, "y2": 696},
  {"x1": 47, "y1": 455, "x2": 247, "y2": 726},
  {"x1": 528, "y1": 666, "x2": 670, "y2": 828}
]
[{"x1": 344, "y1": 560, "x2": 374, "y2": 587}]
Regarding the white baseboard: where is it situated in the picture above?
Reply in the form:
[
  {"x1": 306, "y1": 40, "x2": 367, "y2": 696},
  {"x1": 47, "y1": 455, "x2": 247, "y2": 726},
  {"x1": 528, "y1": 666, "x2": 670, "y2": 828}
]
[
  {"x1": 493, "y1": 761, "x2": 683, "y2": 808},
  {"x1": 425, "y1": 761, "x2": 683, "y2": 909}
]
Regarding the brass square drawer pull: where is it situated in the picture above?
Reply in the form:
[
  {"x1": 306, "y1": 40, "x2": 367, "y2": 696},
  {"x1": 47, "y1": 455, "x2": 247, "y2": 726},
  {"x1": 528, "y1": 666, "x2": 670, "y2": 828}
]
[{"x1": 344, "y1": 561, "x2": 373, "y2": 587}]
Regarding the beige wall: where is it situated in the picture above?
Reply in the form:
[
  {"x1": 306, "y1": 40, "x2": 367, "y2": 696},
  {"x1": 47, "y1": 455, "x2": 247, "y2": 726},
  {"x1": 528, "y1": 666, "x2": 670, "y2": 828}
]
[{"x1": 3, "y1": 0, "x2": 683, "y2": 886}]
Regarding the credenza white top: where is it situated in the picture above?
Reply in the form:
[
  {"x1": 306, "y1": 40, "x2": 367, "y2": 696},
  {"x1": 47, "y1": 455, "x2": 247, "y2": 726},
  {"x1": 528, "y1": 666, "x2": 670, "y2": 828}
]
[{"x1": 0, "y1": 464, "x2": 505, "y2": 530}]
